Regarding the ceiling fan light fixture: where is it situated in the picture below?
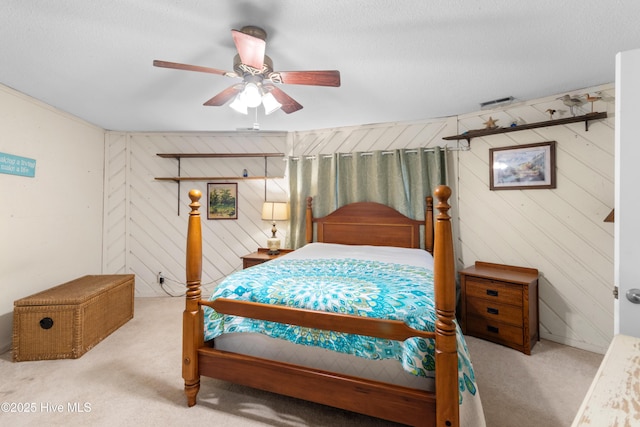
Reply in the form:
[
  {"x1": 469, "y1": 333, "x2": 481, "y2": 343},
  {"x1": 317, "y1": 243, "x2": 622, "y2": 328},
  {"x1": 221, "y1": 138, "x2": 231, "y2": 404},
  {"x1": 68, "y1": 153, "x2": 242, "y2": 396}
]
[
  {"x1": 229, "y1": 94, "x2": 248, "y2": 114},
  {"x1": 262, "y1": 92, "x2": 282, "y2": 115},
  {"x1": 242, "y1": 82, "x2": 262, "y2": 108}
]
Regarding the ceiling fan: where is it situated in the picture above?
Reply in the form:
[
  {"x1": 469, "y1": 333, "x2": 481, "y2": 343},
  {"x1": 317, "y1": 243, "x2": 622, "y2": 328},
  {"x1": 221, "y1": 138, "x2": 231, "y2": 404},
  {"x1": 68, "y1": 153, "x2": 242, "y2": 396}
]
[{"x1": 153, "y1": 26, "x2": 341, "y2": 115}]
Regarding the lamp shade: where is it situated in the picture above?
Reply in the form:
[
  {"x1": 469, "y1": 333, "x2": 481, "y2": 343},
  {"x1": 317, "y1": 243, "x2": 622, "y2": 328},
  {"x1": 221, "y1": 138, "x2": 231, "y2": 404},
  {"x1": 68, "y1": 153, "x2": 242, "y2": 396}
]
[
  {"x1": 261, "y1": 202, "x2": 289, "y2": 221},
  {"x1": 229, "y1": 94, "x2": 248, "y2": 114},
  {"x1": 262, "y1": 92, "x2": 282, "y2": 115}
]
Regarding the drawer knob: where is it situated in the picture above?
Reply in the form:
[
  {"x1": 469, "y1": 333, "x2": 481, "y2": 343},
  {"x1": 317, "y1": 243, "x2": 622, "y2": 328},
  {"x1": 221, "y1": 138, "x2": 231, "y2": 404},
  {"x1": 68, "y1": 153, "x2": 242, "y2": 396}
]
[
  {"x1": 486, "y1": 289, "x2": 499, "y2": 297},
  {"x1": 487, "y1": 307, "x2": 499, "y2": 315},
  {"x1": 487, "y1": 325, "x2": 499, "y2": 334}
]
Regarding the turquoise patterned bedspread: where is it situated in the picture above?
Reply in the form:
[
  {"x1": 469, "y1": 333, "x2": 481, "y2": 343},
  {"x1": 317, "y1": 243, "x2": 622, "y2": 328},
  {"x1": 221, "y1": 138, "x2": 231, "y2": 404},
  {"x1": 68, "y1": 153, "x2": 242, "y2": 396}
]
[{"x1": 204, "y1": 257, "x2": 477, "y2": 404}]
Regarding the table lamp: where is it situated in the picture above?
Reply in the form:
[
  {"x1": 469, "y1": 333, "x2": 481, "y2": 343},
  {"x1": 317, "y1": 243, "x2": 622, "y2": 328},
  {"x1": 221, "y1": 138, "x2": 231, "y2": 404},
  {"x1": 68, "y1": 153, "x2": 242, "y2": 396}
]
[{"x1": 261, "y1": 201, "x2": 289, "y2": 255}]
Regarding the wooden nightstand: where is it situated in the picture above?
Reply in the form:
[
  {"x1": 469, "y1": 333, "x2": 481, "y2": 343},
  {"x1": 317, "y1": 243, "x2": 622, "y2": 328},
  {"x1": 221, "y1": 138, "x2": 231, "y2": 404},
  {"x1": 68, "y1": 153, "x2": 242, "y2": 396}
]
[
  {"x1": 459, "y1": 261, "x2": 539, "y2": 355},
  {"x1": 241, "y1": 248, "x2": 294, "y2": 269}
]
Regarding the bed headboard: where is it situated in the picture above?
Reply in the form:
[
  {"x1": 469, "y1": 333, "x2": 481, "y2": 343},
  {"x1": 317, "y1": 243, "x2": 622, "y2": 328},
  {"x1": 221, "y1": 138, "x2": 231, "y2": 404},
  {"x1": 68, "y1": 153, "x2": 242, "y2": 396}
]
[{"x1": 304, "y1": 197, "x2": 434, "y2": 253}]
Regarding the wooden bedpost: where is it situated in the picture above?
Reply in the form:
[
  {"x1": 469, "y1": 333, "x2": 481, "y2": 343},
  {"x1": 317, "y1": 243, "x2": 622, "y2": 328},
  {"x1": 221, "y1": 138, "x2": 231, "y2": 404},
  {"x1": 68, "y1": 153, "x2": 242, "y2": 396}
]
[
  {"x1": 183, "y1": 189, "x2": 204, "y2": 407},
  {"x1": 433, "y1": 185, "x2": 459, "y2": 427},
  {"x1": 425, "y1": 196, "x2": 434, "y2": 254},
  {"x1": 305, "y1": 196, "x2": 313, "y2": 244}
]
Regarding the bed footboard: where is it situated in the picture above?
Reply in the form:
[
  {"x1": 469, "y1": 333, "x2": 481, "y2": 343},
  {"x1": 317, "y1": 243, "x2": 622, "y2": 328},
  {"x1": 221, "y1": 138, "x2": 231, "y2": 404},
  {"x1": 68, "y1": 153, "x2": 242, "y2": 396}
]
[{"x1": 199, "y1": 346, "x2": 436, "y2": 426}]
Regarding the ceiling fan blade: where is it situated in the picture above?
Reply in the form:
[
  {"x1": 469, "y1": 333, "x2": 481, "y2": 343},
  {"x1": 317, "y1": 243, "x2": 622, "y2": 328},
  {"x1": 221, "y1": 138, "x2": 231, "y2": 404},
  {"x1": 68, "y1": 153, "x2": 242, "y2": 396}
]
[
  {"x1": 231, "y1": 29, "x2": 266, "y2": 70},
  {"x1": 266, "y1": 86, "x2": 303, "y2": 114},
  {"x1": 153, "y1": 60, "x2": 236, "y2": 77},
  {"x1": 269, "y1": 70, "x2": 341, "y2": 87},
  {"x1": 203, "y1": 85, "x2": 244, "y2": 106}
]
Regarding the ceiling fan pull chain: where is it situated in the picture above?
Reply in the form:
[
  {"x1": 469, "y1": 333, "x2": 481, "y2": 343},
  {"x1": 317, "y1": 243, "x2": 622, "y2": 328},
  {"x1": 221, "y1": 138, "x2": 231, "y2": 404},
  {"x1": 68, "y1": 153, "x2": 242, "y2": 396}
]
[{"x1": 253, "y1": 108, "x2": 260, "y2": 130}]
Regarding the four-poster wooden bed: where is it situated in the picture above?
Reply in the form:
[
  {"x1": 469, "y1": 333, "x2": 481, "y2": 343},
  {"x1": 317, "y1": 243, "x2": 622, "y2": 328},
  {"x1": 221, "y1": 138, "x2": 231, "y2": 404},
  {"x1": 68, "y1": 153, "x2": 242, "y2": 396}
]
[{"x1": 182, "y1": 185, "x2": 465, "y2": 427}]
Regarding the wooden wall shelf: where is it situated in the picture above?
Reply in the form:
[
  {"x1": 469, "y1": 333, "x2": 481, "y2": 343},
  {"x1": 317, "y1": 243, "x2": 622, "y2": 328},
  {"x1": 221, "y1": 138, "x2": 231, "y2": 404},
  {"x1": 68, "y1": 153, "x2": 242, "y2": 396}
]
[
  {"x1": 443, "y1": 112, "x2": 608, "y2": 143},
  {"x1": 155, "y1": 152, "x2": 285, "y2": 215}
]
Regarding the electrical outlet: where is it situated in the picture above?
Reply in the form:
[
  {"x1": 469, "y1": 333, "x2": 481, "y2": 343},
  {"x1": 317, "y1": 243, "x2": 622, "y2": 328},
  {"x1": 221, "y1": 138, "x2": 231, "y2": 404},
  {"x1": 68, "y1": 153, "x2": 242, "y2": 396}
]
[{"x1": 157, "y1": 272, "x2": 164, "y2": 285}]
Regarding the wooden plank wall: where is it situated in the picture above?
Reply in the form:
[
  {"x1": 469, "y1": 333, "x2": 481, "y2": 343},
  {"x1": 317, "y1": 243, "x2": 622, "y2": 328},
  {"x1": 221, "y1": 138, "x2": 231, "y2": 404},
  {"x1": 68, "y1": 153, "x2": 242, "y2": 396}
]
[
  {"x1": 455, "y1": 83, "x2": 615, "y2": 353},
  {"x1": 103, "y1": 131, "x2": 289, "y2": 298},
  {"x1": 288, "y1": 118, "x2": 457, "y2": 156}
]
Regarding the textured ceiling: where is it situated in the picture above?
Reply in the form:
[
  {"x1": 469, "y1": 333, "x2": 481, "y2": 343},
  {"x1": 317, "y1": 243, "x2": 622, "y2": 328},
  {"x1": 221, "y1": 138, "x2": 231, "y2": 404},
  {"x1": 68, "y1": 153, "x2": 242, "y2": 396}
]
[{"x1": 2, "y1": 1, "x2": 639, "y2": 132}]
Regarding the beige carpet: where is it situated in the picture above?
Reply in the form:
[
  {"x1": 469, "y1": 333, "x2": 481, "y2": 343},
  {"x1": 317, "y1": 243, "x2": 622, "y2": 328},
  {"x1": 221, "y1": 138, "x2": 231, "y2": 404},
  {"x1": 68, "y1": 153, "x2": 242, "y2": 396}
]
[{"x1": 0, "y1": 297, "x2": 603, "y2": 426}]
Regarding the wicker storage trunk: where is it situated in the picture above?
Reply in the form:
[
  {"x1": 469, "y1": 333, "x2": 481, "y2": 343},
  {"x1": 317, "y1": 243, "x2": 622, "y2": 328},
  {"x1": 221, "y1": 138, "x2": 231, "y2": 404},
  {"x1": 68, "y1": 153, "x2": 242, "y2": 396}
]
[{"x1": 12, "y1": 274, "x2": 134, "y2": 362}]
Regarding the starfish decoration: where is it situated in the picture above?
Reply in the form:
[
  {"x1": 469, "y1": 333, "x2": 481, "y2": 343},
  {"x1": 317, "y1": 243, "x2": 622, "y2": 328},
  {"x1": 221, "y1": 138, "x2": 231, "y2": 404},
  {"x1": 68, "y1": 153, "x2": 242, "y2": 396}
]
[{"x1": 483, "y1": 116, "x2": 499, "y2": 129}]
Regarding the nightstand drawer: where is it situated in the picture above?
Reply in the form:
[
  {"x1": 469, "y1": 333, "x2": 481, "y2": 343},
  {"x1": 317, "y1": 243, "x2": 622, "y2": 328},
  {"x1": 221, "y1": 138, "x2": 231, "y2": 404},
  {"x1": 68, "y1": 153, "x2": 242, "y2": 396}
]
[
  {"x1": 243, "y1": 258, "x2": 265, "y2": 269},
  {"x1": 466, "y1": 278, "x2": 522, "y2": 306},
  {"x1": 241, "y1": 248, "x2": 294, "y2": 269},
  {"x1": 467, "y1": 315, "x2": 524, "y2": 346},
  {"x1": 466, "y1": 298, "x2": 523, "y2": 327}
]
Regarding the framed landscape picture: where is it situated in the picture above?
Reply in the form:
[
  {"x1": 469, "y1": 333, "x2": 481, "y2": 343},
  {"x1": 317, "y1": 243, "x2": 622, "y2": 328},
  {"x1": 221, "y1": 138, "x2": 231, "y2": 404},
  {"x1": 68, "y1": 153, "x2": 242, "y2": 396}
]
[
  {"x1": 207, "y1": 183, "x2": 238, "y2": 220},
  {"x1": 489, "y1": 141, "x2": 557, "y2": 190}
]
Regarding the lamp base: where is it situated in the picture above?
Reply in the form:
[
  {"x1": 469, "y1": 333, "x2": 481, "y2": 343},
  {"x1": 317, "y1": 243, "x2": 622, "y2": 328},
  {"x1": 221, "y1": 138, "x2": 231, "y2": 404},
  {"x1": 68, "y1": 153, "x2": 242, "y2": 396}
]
[{"x1": 266, "y1": 237, "x2": 281, "y2": 256}]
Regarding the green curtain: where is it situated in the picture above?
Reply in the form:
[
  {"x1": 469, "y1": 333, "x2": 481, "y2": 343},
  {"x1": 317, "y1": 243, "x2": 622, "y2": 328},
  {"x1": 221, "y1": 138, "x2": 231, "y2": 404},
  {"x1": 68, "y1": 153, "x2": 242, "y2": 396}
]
[{"x1": 286, "y1": 147, "x2": 447, "y2": 249}]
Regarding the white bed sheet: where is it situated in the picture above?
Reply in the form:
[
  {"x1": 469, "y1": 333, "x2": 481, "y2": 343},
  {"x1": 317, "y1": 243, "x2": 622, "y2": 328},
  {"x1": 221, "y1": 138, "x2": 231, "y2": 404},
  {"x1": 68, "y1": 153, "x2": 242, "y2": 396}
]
[
  {"x1": 279, "y1": 241, "x2": 435, "y2": 269},
  {"x1": 215, "y1": 332, "x2": 433, "y2": 389}
]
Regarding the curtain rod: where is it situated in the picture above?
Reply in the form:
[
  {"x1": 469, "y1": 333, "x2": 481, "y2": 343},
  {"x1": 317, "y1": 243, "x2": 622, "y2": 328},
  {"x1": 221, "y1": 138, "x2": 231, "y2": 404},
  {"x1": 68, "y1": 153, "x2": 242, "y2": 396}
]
[{"x1": 287, "y1": 147, "x2": 457, "y2": 161}]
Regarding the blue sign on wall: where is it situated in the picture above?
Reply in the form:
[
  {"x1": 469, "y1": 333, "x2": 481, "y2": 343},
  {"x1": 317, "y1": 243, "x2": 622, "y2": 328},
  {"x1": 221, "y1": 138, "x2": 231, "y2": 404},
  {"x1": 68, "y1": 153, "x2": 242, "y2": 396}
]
[{"x1": 0, "y1": 152, "x2": 36, "y2": 177}]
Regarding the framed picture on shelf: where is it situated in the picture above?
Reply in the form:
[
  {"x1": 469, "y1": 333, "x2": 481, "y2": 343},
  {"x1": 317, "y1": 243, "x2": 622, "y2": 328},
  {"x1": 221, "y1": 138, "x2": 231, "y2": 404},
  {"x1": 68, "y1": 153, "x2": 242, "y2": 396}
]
[
  {"x1": 207, "y1": 183, "x2": 238, "y2": 220},
  {"x1": 489, "y1": 141, "x2": 557, "y2": 190}
]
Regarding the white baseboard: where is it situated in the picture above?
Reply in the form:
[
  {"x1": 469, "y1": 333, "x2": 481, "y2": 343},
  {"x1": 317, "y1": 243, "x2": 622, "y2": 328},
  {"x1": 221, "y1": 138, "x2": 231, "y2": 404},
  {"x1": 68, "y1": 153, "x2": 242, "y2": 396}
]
[{"x1": 540, "y1": 331, "x2": 608, "y2": 355}]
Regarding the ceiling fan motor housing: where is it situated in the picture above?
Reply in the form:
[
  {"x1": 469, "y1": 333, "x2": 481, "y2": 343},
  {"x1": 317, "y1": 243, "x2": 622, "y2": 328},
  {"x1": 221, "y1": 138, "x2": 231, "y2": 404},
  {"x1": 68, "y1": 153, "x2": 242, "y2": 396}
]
[{"x1": 233, "y1": 54, "x2": 273, "y2": 77}]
